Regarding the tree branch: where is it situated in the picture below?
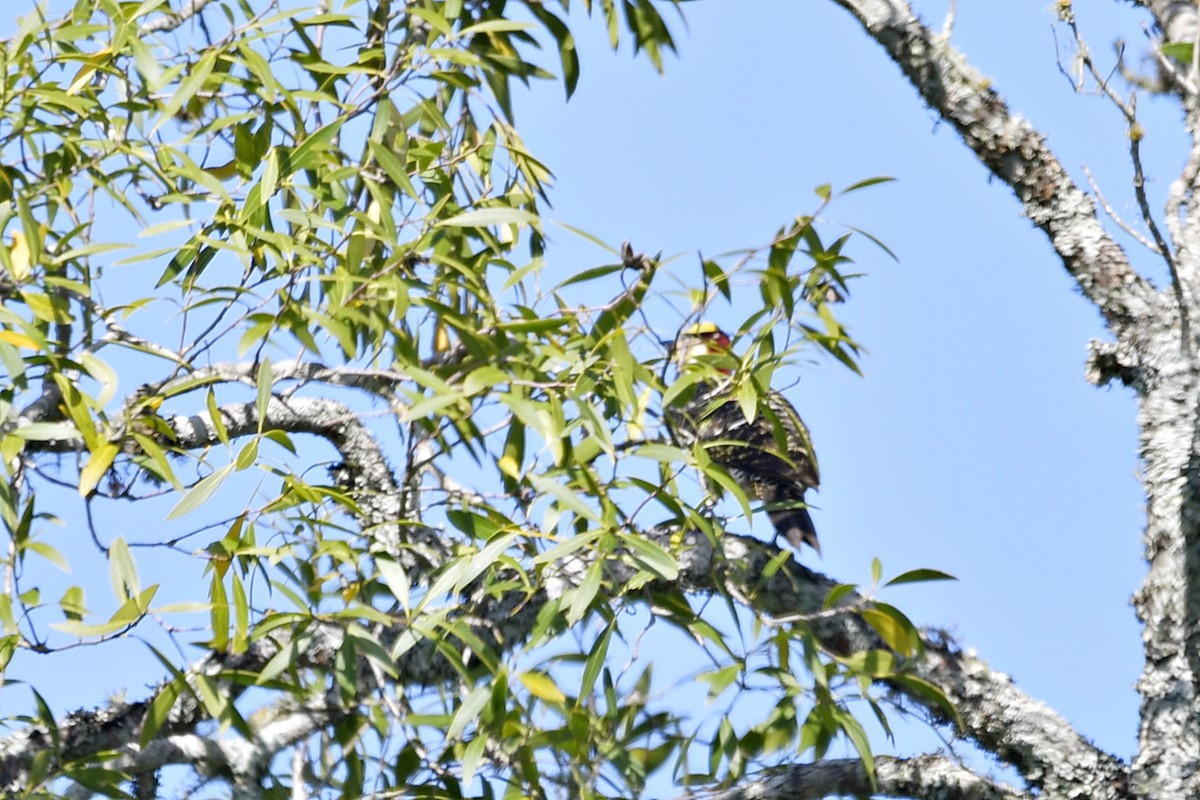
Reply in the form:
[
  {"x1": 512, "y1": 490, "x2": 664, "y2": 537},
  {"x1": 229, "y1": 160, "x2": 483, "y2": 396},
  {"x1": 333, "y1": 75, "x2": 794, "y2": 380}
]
[
  {"x1": 0, "y1": 528, "x2": 1129, "y2": 797},
  {"x1": 1132, "y1": 1, "x2": 1199, "y2": 51},
  {"x1": 689, "y1": 754, "x2": 1028, "y2": 800},
  {"x1": 827, "y1": 0, "x2": 1157, "y2": 335},
  {"x1": 138, "y1": 0, "x2": 217, "y2": 35},
  {"x1": 668, "y1": 532, "x2": 1130, "y2": 799},
  {"x1": 167, "y1": 396, "x2": 445, "y2": 568}
]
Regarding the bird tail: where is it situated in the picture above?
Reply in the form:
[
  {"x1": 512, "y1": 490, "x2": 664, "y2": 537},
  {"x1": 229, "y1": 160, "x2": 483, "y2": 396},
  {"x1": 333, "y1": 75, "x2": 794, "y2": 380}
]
[{"x1": 764, "y1": 485, "x2": 819, "y2": 554}]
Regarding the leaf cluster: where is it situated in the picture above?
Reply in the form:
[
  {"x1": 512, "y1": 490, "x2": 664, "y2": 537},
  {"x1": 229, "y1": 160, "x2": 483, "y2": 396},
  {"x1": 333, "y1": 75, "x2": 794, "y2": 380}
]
[{"x1": 0, "y1": 3, "x2": 949, "y2": 798}]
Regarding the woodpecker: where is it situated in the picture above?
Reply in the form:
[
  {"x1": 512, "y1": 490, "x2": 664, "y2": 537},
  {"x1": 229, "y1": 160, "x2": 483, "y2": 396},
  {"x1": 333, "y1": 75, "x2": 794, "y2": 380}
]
[{"x1": 669, "y1": 323, "x2": 821, "y2": 553}]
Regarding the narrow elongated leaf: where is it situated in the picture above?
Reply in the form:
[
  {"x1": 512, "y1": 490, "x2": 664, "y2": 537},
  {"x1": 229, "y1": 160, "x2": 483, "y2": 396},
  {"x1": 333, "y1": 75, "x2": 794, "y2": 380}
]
[
  {"x1": 448, "y1": 682, "x2": 491, "y2": 740},
  {"x1": 567, "y1": 560, "x2": 603, "y2": 624},
  {"x1": 833, "y1": 707, "x2": 875, "y2": 787},
  {"x1": 578, "y1": 618, "x2": 615, "y2": 706},
  {"x1": 166, "y1": 464, "x2": 234, "y2": 521},
  {"x1": 15, "y1": 422, "x2": 81, "y2": 442},
  {"x1": 884, "y1": 568, "x2": 957, "y2": 587},
  {"x1": 377, "y1": 558, "x2": 411, "y2": 614},
  {"x1": 519, "y1": 670, "x2": 567, "y2": 704},
  {"x1": 620, "y1": 532, "x2": 678, "y2": 580},
  {"x1": 438, "y1": 207, "x2": 539, "y2": 228},
  {"x1": 255, "y1": 357, "x2": 272, "y2": 433},
  {"x1": 79, "y1": 443, "x2": 118, "y2": 497},
  {"x1": 108, "y1": 536, "x2": 138, "y2": 601}
]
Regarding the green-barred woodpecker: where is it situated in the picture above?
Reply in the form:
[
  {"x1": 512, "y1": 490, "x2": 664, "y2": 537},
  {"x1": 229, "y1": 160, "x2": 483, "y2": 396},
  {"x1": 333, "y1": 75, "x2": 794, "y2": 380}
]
[{"x1": 670, "y1": 323, "x2": 821, "y2": 553}]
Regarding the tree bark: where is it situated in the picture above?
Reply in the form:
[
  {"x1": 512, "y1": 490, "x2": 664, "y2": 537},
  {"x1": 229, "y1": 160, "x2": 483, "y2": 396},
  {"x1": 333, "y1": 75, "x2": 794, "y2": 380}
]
[{"x1": 826, "y1": 0, "x2": 1200, "y2": 796}]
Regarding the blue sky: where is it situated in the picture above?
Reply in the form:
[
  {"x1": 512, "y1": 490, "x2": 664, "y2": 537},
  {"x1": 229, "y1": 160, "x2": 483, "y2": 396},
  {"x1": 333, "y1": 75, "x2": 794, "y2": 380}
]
[
  {"x1": 509, "y1": 0, "x2": 1161, "y2": 760},
  {"x1": 1, "y1": 0, "x2": 1164, "y2": 783}
]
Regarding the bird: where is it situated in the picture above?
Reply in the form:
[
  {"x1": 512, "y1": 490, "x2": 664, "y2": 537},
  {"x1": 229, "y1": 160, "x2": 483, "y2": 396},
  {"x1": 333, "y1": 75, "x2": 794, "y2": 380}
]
[{"x1": 668, "y1": 322, "x2": 821, "y2": 553}]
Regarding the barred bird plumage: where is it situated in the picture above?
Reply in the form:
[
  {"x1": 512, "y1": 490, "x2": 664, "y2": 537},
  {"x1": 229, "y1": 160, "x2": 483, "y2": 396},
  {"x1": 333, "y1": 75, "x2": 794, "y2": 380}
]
[{"x1": 669, "y1": 323, "x2": 821, "y2": 553}]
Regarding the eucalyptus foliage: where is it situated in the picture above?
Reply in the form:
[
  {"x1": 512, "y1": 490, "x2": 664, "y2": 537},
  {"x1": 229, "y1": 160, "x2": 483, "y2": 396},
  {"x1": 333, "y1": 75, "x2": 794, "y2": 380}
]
[{"x1": 0, "y1": 2, "x2": 947, "y2": 797}]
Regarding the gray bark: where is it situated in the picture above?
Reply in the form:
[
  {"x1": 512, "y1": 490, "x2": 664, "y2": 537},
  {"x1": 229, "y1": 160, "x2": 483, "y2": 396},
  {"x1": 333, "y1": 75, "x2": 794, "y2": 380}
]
[
  {"x1": 7, "y1": 1, "x2": 1195, "y2": 797},
  {"x1": 827, "y1": 0, "x2": 1200, "y2": 797},
  {"x1": 694, "y1": 754, "x2": 1027, "y2": 800},
  {"x1": 0, "y1": 520, "x2": 1112, "y2": 799}
]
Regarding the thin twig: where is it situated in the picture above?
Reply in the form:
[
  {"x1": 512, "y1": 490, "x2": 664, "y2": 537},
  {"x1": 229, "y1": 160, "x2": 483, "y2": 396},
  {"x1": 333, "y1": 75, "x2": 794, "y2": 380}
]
[
  {"x1": 1129, "y1": 117, "x2": 1191, "y2": 350},
  {"x1": 1083, "y1": 164, "x2": 1161, "y2": 254},
  {"x1": 1066, "y1": 13, "x2": 1190, "y2": 349},
  {"x1": 939, "y1": 0, "x2": 957, "y2": 41}
]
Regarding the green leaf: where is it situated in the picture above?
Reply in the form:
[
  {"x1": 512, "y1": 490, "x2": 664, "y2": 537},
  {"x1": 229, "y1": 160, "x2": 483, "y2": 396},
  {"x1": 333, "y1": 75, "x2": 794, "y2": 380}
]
[
  {"x1": 861, "y1": 602, "x2": 921, "y2": 656},
  {"x1": 833, "y1": 706, "x2": 875, "y2": 787},
  {"x1": 567, "y1": 559, "x2": 603, "y2": 624},
  {"x1": 416, "y1": 531, "x2": 521, "y2": 616},
  {"x1": 230, "y1": 572, "x2": 249, "y2": 653},
  {"x1": 235, "y1": 439, "x2": 259, "y2": 471},
  {"x1": 256, "y1": 357, "x2": 272, "y2": 433},
  {"x1": 79, "y1": 353, "x2": 119, "y2": 407},
  {"x1": 702, "y1": 258, "x2": 732, "y2": 301},
  {"x1": 14, "y1": 422, "x2": 82, "y2": 442},
  {"x1": 345, "y1": 623, "x2": 399, "y2": 679},
  {"x1": 108, "y1": 536, "x2": 138, "y2": 602},
  {"x1": 701, "y1": 464, "x2": 754, "y2": 529},
  {"x1": 51, "y1": 617, "x2": 135, "y2": 638},
  {"x1": 533, "y1": 530, "x2": 603, "y2": 565},
  {"x1": 24, "y1": 541, "x2": 69, "y2": 572},
  {"x1": 0, "y1": 634, "x2": 16, "y2": 672},
  {"x1": 889, "y1": 673, "x2": 963, "y2": 730},
  {"x1": 286, "y1": 119, "x2": 345, "y2": 173},
  {"x1": 79, "y1": 442, "x2": 118, "y2": 496},
  {"x1": 377, "y1": 558, "x2": 411, "y2": 614},
  {"x1": 528, "y1": 473, "x2": 599, "y2": 522},
  {"x1": 459, "y1": 18, "x2": 537, "y2": 36},
  {"x1": 518, "y1": 670, "x2": 567, "y2": 704},
  {"x1": 696, "y1": 663, "x2": 740, "y2": 701},
  {"x1": 840, "y1": 175, "x2": 895, "y2": 194},
  {"x1": 438, "y1": 207, "x2": 539, "y2": 228},
  {"x1": 884, "y1": 568, "x2": 957, "y2": 587},
  {"x1": 1162, "y1": 41, "x2": 1194, "y2": 64},
  {"x1": 59, "y1": 586, "x2": 86, "y2": 621},
  {"x1": 110, "y1": 585, "x2": 158, "y2": 625},
  {"x1": 461, "y1": 734, "x2": 487, "y2": 787},
  {"x1": 210, "y1": 570, "x2": 229, "y2": 652},
  {"x1": 152, "y1": 51, "x2": 217, "y2": 134},
  {"x1": 822, "y1": 583, "x2": 858, "y2": 610},
  {"x1": 446, "y1": 509, "x2": 504, "y2": 540},
  {"x1": 166, "y1": 464, "x2": 234, "y2": 521},
  {"x1": 206, "y1": 387, "x2": 229, "y2": 447},
  {"x1": 837, "y1": 648, "x2": 897, "y2": 677},
  {"x1": 620, "y1": 532, "x2": 679, "y2": 580},
  {"x1": 448, "y1": 681, "x2": 491, "y2": 740},
  {"x1": 578, "y1": 618, "x2": 615, "y2": 707},
  {"x1": 139, "y1": 671, "x2": 186, "y2": 747},
  {"x1": 133, "y1": 434, "x2": 183, "y2": 491},
  {"x1": 634, "y1": 443, "x2": 692, "y2": 463}
]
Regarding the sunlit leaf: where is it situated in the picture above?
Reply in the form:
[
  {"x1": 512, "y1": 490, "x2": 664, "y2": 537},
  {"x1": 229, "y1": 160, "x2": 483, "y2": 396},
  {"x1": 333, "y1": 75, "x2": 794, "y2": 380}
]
[
  {"x1": 519, "y1": 670, "x2": 567, "y2": 704},
  {"x1": 166, "y1": 464, "x2": 234, "y2": 521}
]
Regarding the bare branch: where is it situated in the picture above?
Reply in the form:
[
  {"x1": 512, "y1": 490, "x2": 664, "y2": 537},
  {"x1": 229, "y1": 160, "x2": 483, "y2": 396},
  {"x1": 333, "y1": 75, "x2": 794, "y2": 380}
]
[
  {"x1": 672, "y1": 533, "x2": 1130, "y2": 799},
  {"x1": 1059, "y1": 13, "x2": 1184, "y2": 337},
  {"x1": 0, "y1": 529, "x2": 1128, "y2": 797},
  {"x1": 689, "y1": 754, "x2": 1028, "y2": 800},
  {"x1": 153, "y1": 361, "x2": 410, "y2": 402},
  {"x1": 828, "y1": 0, "x2": 1157, "y2": 334},
  {"x1": 1083, "y1": 165, "x2": 1162, "y2": 255},
  {"x1": 1131, "y1": 1, "x2": 1200, "y2": 54},
  {"x1": 138, "y1": 0, "x2": 217, "y2": 35},
  {"x1": 166, "y1": 396, "x2": 444, "y2": 567}
]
